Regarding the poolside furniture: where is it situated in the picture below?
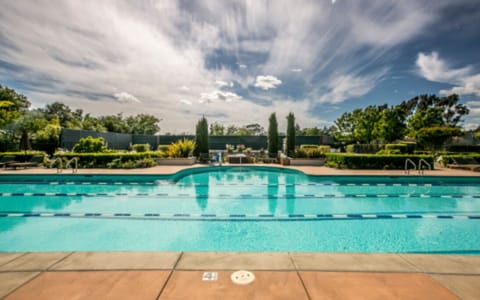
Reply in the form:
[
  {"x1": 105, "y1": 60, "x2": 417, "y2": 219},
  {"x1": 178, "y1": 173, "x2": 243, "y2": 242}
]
[
  {"x1": 0, "y1": 156, "x2": 17, "y2": 168},
  {"x1": 7, "y1": 155, "x2": 45, "y2": 170},
  {"x1": 447, "y1": 157, "x2": 480, "y2": 172}
]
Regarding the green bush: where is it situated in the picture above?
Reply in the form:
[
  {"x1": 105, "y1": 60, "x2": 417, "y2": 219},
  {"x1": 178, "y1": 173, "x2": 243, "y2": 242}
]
[
  {"x1": 54, "y1": 152, "x2": 162, "y2": 168},
  {"x1": 376, "y1": 149, "x2": 402, "y2": 155},
  {"x1": 167, "y1": 138, "x2": 195, "y2": 158},
  {"x1": 0, "y1": 151, "x2": 46, "y2": 163},
  {"x1": 325, "y1": 153, "x2": 434, "y2": 170},
  {"x1": 295, "y1": 148, "x2": 325, "y2": 158},
  {"x1": 132, "y1": 144, "x2": 150, "y2": 152},
  {"x1": 385, "y1": 144, "x2": 407, "y2": 154},
  {"x1": 345, "y1": 144, "x2": 382, "y2": 154},
  {"x1": 399, "y1": 142, "x2": 416, "y2": 154},
  {"x1": 439, "y1": 154, "x2": 480, "y2": 166},
  {"x1": 300, "y1": 144, "x2": 319, "y2": 149},
  {"x1": 107, "y1": 158, "x2": 156, "y2": 169},
  {"x1": 446, "y1": 145, "x2": 480, "y2": 153},
  {"x1": 72, "y1": 136, "x2": 107, "y2": 153},
  {"x1": 157, "y1": 145, "x2": 169, "y2": 152},
  {"x1": 318, "y1": 145, "x2": 331, "y2": 153}
]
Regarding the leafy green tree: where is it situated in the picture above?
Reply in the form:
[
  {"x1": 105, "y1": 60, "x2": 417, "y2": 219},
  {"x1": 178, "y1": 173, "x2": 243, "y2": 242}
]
[
  {"x1": 41, "y1": 102, "x2": 83, "y2": 129},
  {"x1": 267, "y1": 113, "x2": 279, "y2": 156},
  {"x1": 416, "y1": 126, "x2": 461, "y2": 154},
  {"x1": 98, "y1": 114, "x2": 128, "y2": 133},
  {"x1": 82, "y1": 114, "x2": 107, "y2": 132},
  {"x1": 354, "y1": 105, "x2": 386, "y2": 143},
  {"x1": 194, "y1": 116, "x2": 209, "y2": 156},
  {"x1": 226, "y1": 125, "x2": 238, "y2": 135},
  {"x1": 0, "y1": 84, "x2": 30, "y2": 129},
  {"x1": 34, "y1": 117, "x2": 62, "y2": 153},
  {"x1": 333, "y1": 111, "x2": 356, "y2": 144},
  {"x1": 125, "y1": 114, "x2": 160, "y2": 134},
  {"x1": 209, "y1": 123, "x2": 225, "y2": 135},
  {"x1": 374, "y1": 107, "x2": 408, "y2": 142},
  {"x1": 286, "y1": 112, "x2": 296, "y2": 156},
  {"x1": 407, "y1": 107, "x2": 444, "y2": 138}
]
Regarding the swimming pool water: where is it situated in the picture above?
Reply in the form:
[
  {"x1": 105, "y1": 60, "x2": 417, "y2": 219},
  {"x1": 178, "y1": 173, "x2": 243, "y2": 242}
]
[{"x1": 0, "y1": 167, "x2": 479, "y2": 253}]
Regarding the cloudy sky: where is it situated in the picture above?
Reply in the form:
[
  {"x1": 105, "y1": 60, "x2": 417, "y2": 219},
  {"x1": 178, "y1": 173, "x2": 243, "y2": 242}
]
[{"x1": 1, "y1": 0, "x2": 479, "y2": 133}]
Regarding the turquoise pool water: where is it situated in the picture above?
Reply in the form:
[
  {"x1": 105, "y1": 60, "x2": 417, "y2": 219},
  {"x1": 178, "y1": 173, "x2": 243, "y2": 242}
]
[{"x1": 0, "y1": 166, "x2": 479, "y2": 253}]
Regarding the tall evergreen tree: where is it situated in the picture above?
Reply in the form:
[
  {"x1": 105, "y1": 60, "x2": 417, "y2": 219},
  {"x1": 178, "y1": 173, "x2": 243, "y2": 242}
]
[
  {"x1": 194, "y1": 116, "x2": 209, "y2": 156},
  {"x1": 286, "y1": 112, "x2": 296, "y2": 156},
  {"x1": 267, "y1": 113, "x2": 278, "y2": 156}
]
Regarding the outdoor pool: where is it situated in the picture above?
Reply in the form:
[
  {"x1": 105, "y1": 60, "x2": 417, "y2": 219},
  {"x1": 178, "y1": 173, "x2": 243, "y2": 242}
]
[{"x1": 0, "y1": 166, "x2": 479, "y2": 253}]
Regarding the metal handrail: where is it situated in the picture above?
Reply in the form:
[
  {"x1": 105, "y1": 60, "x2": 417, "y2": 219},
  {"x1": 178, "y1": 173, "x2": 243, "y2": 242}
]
[
  {"x1": 418, "y1": 159, "x2": 431, "y2": 175},
  {"x1": 404, "y1": 158, "x2": 416, "y2": 175},
  {"x1": 50, "y1": 157, "x2": 63, "y2": 173},
  {"x1": 65, "y1": 157, "x2": 78, "y2": 173}
]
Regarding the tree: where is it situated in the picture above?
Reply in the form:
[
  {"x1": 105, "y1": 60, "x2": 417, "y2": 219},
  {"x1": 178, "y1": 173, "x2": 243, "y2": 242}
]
[
  {"x1": 407, "y1": 107, "x2": 444, "y2": 138},
  {"x1": 226, "y1": 125, "x2": 238, "y2": 135},
  {"x1": 374, "y1": 106, "x2": 408, "y2": 142},
  {"x1": 0, "y1": 84, "x2": 30, "y2": 129},
  {"x1": 416, "y1": 126, "x2": 461, "y2": 154},
  {"x1": 267, "y1": 113, "x2": 278, "y2": 156},
  {"x1": 354, "y1": 105, "x2": 386, "y2": 143},
  {"x1": 41, "y1": 102, "x2": 82, "y2": 129},
  {"x1": 125, "y1": 114, "x2": 160, "y2": 134},
  {"x1": 194, "y1": 116, "x2": 209, "y2": 156},
  {"x1": 333, "y1": 111, "x2": 355, "y2": 144},
  {"x1": 209, "y1": 123, "x2": 225, "y2": 135},
  {"x1": 98, "y1": 114, "x2": 128, "y2": 133},
  {"x1": 286, "y1": 112, "x2": 296, "y2": 156}
]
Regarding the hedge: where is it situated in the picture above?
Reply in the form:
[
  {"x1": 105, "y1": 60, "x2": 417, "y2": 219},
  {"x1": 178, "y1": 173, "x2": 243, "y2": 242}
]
[
  {"x1": 0, "y1": 151, "x2": 47, "y2": 162},
  {"x1": 53, "y1": 152, "x2": 163, "y2": 168},
  {"x1": 325, "y1": 153, "x2": 434, "y2": 170},
  {"x1": 446, "y1": 145, "x2": 480, "y2": 153},
  {"x1": 439, "y1": 154, "x2": 480, "y2": 166},
  {"x1": 345, "y1": 144, "x2": 383, "y2": 154}
]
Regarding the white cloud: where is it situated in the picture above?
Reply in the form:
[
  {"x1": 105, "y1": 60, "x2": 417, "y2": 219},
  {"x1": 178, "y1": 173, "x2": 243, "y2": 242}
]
[
  {"x1": 113, "y1": 92, "x2": 141, "y2": 103},
  {"x1": 215, "y1": 80, "x2": 234, "y2": 88},
  {"x1": 318, "y1": 73, "x2": 383, "y2": 104},
  {"x1": 199, "y1": 90, "x2": 242, "y2": 103},
  {"x1": 0, "y1": 1, "x2": 467, "y2": 132},
  {"x1": 417, "y1": 52, "x2": 480, "y2": 97},
  {"x1": 179, "y1": 99, "x2": 192, "y2": 105},
  {"x1": 254, "y1": 75, "x2": 282, "y2": 90},
  {"x1": 291, "y1": 68, "x2": 302, "y2": 73}
]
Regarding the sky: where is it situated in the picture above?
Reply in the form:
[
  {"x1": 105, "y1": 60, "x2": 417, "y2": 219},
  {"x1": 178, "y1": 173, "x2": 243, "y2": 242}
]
[{"x1": 0, "y1": 0, "x2": 479, "y2": 133}]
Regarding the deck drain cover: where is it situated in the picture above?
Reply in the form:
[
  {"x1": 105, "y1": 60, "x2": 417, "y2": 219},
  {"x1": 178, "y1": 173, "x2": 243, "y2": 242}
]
[{"x1": 231, "y1": 270, "x2": 255, "y2": 285}]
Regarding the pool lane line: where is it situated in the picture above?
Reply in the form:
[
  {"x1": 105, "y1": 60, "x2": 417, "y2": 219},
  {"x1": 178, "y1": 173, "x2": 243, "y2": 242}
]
[
  {"x1": 1, "y1": 212, "x2": 479, "y2": 221},
  {"x1": 1, "y1": 192, "x2": 478, "y2": 199}
]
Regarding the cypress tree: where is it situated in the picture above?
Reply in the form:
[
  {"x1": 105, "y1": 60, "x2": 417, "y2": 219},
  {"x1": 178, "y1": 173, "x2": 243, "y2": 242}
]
[
  {"x1": 267, "y1": 113, "x2": 278, "y2": 156},
  {"x1": 194, "y1": 116, "x2": 209, "y2": 156},
  {"x1": 286, "y1": 112, "x2": 296, "y2": 156}
]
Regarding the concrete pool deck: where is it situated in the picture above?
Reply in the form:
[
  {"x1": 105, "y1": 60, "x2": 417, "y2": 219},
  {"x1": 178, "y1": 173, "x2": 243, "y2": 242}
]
[
  {"x1": 0, "y1": 165, "x2": 479, "y2": 298},
  {"x1": 1, "y1": 252, "x2": 479, "y2": 299}
]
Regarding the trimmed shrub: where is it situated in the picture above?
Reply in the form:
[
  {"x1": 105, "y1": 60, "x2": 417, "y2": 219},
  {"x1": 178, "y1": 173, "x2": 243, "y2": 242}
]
[
  {"x1": 0, "y1": 151, "x2": 46, "y2": 163},
  {"x1": 157, "y1": 145, "x2": 170, "y2": 152},
  {"x1": 295, "y1": 147, "x2": 326, "y2": 158},
  {"x1": 385, "y1": 144, "x2": 407, "y2": 154},
  {"x1": 54, "y1": 152, "x2": 162, "y2": 168},
  {"x1": 345, "y1": 144, "x2": 382, "y2": 154},
  {"x1": 132, "y1": 144, "x2": 150, "y2": 152},
  {"x1": 399, "y1": 142, "x2": 416, "y2": 154},
  {"x1": 446, "y1": 145, "x2": 480, "y2": 153},
  {"x1": 318, "y1": 145, "x2": 331, "y2": 153},
  {"x1": 439, "y1": 154, "x2": 480, "y2": 166},
  {"x1": 325, "y1": 153, "x2": 434, "y2": 170},
  {"x1": 300, "y1": 144, "x2": 319, "y2": 149},
  {"x1": 72, "y1": 136, "x2": 106, "y2": 153}
]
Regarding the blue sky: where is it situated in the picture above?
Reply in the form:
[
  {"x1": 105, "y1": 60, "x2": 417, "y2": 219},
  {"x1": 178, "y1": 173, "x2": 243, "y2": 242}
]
[{"x1": 0, "y1": 0, "x2": 479, "y2": 133}]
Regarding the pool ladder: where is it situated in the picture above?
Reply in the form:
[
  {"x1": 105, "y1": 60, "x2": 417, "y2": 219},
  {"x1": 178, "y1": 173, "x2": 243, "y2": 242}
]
[
  {"x1": 50, "y1": 158, "x2": 63, "y2": 173},
  {"x1": 65, "y1": 157, "x2": 78, "y2": 173},
  {"x1": 50, "y1": 157, "x2": 78, "y2": 173},
  {"x1": 404, "y1": 159, "x2": 431, "y2": 175}
]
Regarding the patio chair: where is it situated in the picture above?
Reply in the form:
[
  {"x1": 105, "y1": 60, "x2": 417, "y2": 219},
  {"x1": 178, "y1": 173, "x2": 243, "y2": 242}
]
[
  {"x1": 0, "y1": 156, "x2": 17, "y2": 168},
  {"x1": 7, "y1": 155, "x2": 45, "y2": 170}
]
